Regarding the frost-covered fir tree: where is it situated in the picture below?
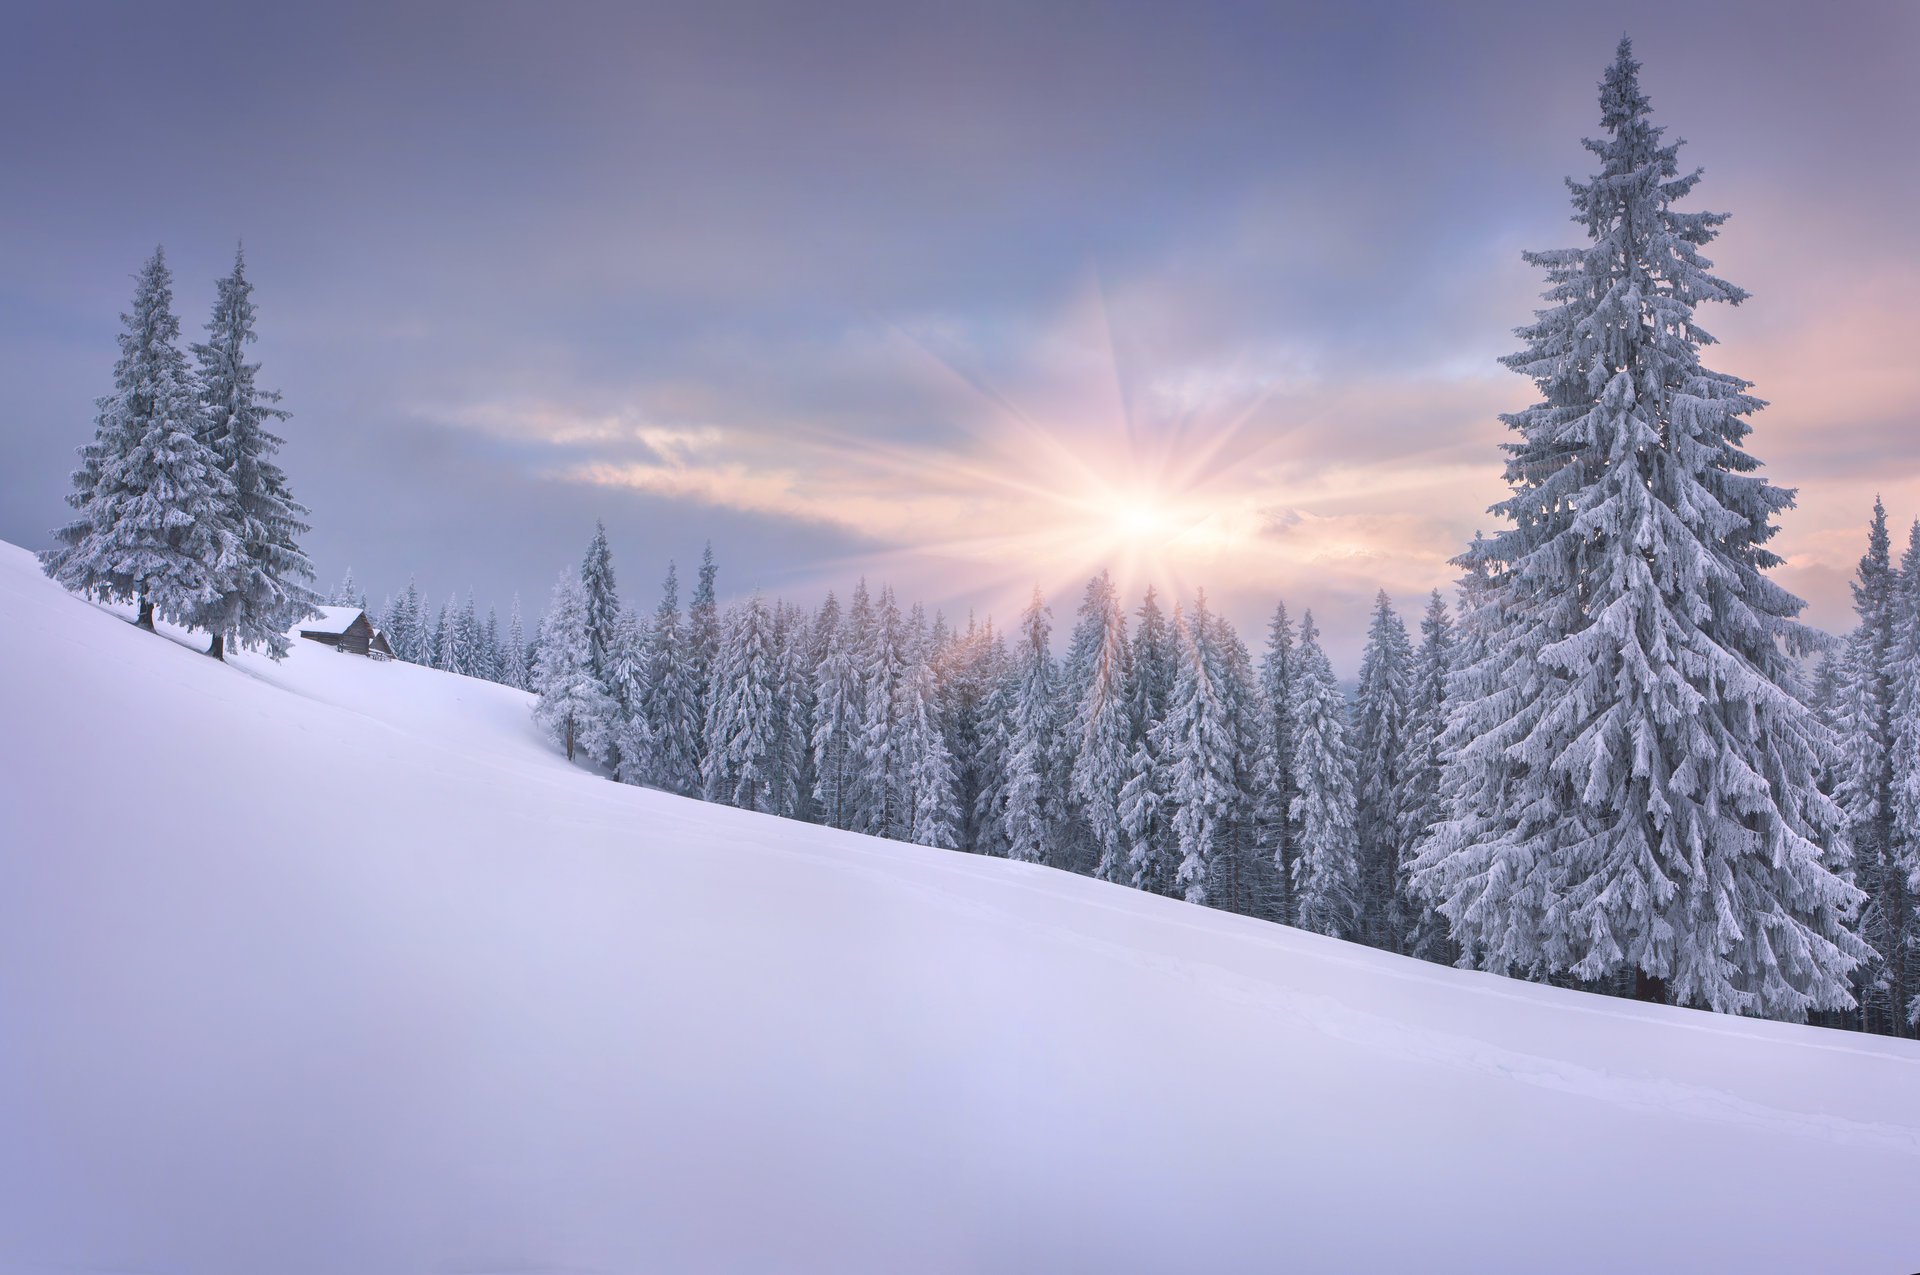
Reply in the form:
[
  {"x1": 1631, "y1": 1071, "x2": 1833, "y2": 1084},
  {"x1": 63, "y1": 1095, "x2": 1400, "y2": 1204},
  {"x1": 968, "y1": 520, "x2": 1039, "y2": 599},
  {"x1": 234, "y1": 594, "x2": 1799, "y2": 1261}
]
[
  {"x1": 637, "y1": 562, "x2": 703, "y2": 794},
  {"x1": 810, "y1": 587, "x2": 864, "y2": 828},
  {"x1": 481, "y1": 605, "x2": 502, "y2": 682},
  {"x1": 606, "y1": 608, "x2": 653, "y2": 785},
  {"x1": 428, "y1": 597, "x2": 451, "y2": 670},
  {"x1": 1834, "y1": 500, "x2": 1909, "y2": 1032},
  {"x1": 1131, "y1": 586, "x2": 1176, "y2": 731},
  {"x1": 938, "y1": 614, "x2": 1000, "y2": 853},
  {"x1": 1886, "y1": 521, "x2": 1920, "y2": 1030},
  {"x1": 688, "y1": 543, "x2": 721, "y2": 743},
  {"x1": 1258, "y1": 602, "x2": 1299, "y2": 922},
  {"x1": 1411, "y1": 40, "x2": 1864, "y2": 1018},
  {"x1": 900, "y1": 621, "x2": 961, "y2": 848},
  {"x1": 1400, "y1": 590, "x2": 1457, "y2": 961},
  {"x1": 702, "y1": 594, "x2": 779, "y2": 812},
  {"x1": 767, "y1": 601, "x2": 817, "y2": 820},
  {"x1": 1202, "y1": 604, "x2": 1270, "y2": 916},
  {"x1": 186, "y1": 248, "x2": 315, "y2": 659},
  {"x1": 1119, "y1": 736, "x2": 1169, "y2": 893},
  {"x1": 44, "y1": 247, "x2": 238, "y2": 632},
  {"x1": 580, "y1": 521, "x2": 620, "y2": 683},
  {"x1": 1001, "y1": 588, "x2": 1060, "y2": 864},
  {"x1": 850, "y1": 586, "x2": 909, "y2": 836},
  {"x1": 1352, "y1": 591, "x2": 1413, "y2": 949},
  {"x1": 1066, "y1": 572, "x2": 1134, "y2": 881},
  {"x1": 502, "y1": 594, "x2": 529, "y2": 689},
  {"x1": 1290, "y1": 611, "x2": 1362, "y2": 939},
  {"x1": 969, "y1": 627, "x2": 1017, "y2": 858},
  {"x1": 331, "y1": 569, "x2": 360, "y2": 608},
  {"x1": 532, "y1": 570, "x2": 615, "y2": 764},
  {"x1": 1157, "y1": 596, "x2": 1237, "y2": 906}
]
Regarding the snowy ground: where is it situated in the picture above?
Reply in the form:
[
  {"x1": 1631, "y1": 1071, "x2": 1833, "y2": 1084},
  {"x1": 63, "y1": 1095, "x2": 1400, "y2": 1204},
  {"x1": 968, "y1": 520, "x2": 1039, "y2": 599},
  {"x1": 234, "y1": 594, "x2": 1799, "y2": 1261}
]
[{"x1": 1, "y1": 539, "x2": 1917, "y2": 1275}]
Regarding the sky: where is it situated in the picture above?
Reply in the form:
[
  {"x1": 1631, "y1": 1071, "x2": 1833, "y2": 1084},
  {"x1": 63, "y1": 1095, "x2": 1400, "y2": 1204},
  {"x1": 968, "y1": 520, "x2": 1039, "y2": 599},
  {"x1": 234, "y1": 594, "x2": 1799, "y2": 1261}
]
[{"x1": 2, "y1": 0, "x2": 1916, "y2": 670}]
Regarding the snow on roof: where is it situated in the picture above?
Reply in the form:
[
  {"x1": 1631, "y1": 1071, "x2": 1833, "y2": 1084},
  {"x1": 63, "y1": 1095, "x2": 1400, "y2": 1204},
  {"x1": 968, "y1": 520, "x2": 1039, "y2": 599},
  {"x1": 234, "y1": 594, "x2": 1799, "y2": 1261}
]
[{"x1": 294, "y1": 605, "x2": 369, "y2": 636}]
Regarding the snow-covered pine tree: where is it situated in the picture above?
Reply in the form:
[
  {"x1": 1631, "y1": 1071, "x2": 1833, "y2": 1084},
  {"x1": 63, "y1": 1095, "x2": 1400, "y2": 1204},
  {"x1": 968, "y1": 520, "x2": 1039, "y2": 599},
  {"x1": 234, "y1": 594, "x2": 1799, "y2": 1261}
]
[
  {"x1": 1258, "y1": 601, "x2": 1299, "y2": 922},
  {"x1": 767, "y1": 600, "x2": 817, "y2": 820},
  {"x1": 637, "y1": 562, "x2": 703, "y2": 794},
  {"x1": 1887, "y1": 520, "x2": 1920, "y2": 1032},
  {"x1": 44, "y1": 247, "x2": 238, "y2": 633},
  {"x1": 502, "y1": 594, "x2": 529, "y2": 689},
  {"x1": 937, "y1": 613, "x2": 997, "y2": 853},
  {"x1": 688, "y1": 542, "x2": 721, "y2": 751},
  {"x1": 1156, "y1": 595, "x2": 1236, "y2": 906},
  {"x1": 1117, "y1": 586, "x2": 1178, "y2": 891},
  {"x1": 331, "y1": 569, "x2": 359, "y2": 608},
  {"x1": 1352, "y1": 591, "x2": 1414, "y2": 949},
  {"x1": 428, "y1": 597, "x2": 451, "y2": 669},
  {"x1": 851, "y1": 586, "x2": 908, "y2": 837},
  {"x1": 1412, "y1": 40, "x2": 1864, "y2": 1018},
  {"x1": 1399, "y1": 590, "x2": 1457, "y2": 962},
  {"x1": 1131, "y1": 585, "x2": 1175, "y2": 732},
  {"x1": 900, "y1": 619, "x2": 961, "y2": 849},
  {"x1": 1067, "y1": 571, "x2": 1134, "y2": 881},
  {"x1": 702, "y1": 593, "x2": 779, "y2": 812},
  {"x1": 1001, "y1": 588, "x2": 1060, "y2": 864},
  {"x1": 810, "y1": 587, "x2": 864, "y2": 828},
  {"x1": 606, "y1": 607, "x2": 653, "y2": 785},
  {"x1": 969, "y1": 625, "x2": 1016, "y2": 858},
  {"x1": 1203, "y1": 604, "x2": 1271, "y2": 917},
  {"x1": 580, "y1": 521, "x2": 620, "y2": 682},
  {"x1": 186, "y1": 248, "x2": 315, "y2": 659},
  {"x1": 383, "y1": 578, "x2": 424, "y2": 663},
  {"x1": 1290, "y1": 611, "x2": 1361, "y2": 938},
  {"x1": 481, "y1": 605, "x2": 502, "y2": 682},
  {"x1": 532, "y1": 570, "x2": 615, "y2": 764},
  {"x1": 1119, "y1": 736, "x2": 1169, "y2": 894},
  {"x1": 455, "y1": 591, "x2": 482, "y2": 677}
]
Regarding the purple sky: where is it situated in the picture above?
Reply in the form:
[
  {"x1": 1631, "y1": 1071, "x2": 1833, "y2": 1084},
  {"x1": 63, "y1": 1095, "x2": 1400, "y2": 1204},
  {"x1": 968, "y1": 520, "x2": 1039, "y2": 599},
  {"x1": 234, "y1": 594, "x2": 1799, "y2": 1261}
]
[{"x1": 3, "y1": 1, "x2": 1916, "y2": 669}]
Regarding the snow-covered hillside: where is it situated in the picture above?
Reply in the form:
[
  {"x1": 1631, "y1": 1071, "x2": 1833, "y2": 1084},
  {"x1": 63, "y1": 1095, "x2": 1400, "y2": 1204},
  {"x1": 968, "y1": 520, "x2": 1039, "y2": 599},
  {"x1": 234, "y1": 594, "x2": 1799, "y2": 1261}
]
[{"x1": 1, "y1": 539, "x2": 1916, "y2": 1275}]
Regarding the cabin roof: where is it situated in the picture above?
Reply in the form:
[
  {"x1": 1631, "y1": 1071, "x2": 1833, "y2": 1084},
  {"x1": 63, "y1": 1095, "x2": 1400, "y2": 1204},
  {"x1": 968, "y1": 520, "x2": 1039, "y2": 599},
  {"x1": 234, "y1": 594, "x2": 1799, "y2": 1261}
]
[{"x1": 295, "y1": 606, "x2": 371, "y2": 636}]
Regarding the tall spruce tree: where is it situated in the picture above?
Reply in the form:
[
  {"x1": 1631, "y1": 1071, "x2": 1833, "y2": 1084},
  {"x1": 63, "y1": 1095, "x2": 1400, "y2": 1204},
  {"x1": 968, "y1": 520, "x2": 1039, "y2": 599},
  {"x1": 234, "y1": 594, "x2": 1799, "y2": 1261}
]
[
  {"x1": 688, "y1": 542, "x2": 721, "y2": 747},
  {"x1": 532, "y1": 570, "x2": 614, "y2": 764},
  {"x1": 1836, "y1": 499, "x2": 1904, "y2": 1031},
  {"x1": 1352, "y1": 591, "x2": 1414, "y2": 948},
  {"x1": 1887, "y1": 519, "x2": 1920, "y2": 1031},
  {"x1": 580, "y1": 521, "x2": 620, "y2": 682},
  {"x1": 45, "y1": 247, "x2": 237, "y2": 632},
  {"x1": 1001, "y1": 588, "x2": 1060, "y2": 864},
  {"x1": 1259, "y1": 601, "x2": 1299, "y2": 922},
  {"x1": 810, "y1": 587, "x2": 863, "y2": 829},
  {"x1": 638, "y1": 562, "x2": 703, "y2": 794},
  {"x1": 502, "y1": 594, "x2": 529, "y2": 689},
  {"x1": 702, "y1": 594, "x2": 779, "y2": 812},
  {"x1": 1158, "y1": 595, "x2": 1237, "y2": 906},
  {"x1": 851, "y1": 586, "x2": 909, "y2": 836},
  {"x1": 1290, "y1": 611, "x2": 1362, "y2": 939},
  {"x1": 1067, "y1": 572, "x2": 1134, "y2": 881},
  {"x1": 187, "y1": 248, "x2": 315, "y2": 658},
  {"x1": 1400, "y1": 590, "x2": 1457, "y2": 961},
  {"x1": 1411, "y1": 40, "x2": 1864, "y2": 1018}
]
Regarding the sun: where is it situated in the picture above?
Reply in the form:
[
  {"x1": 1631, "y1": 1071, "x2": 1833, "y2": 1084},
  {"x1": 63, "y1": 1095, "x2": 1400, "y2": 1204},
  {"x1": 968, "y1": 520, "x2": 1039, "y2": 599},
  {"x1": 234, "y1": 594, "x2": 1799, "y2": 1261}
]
[{"x1": 1112, "y1": 498, "x2": 1169, "y2": 543}]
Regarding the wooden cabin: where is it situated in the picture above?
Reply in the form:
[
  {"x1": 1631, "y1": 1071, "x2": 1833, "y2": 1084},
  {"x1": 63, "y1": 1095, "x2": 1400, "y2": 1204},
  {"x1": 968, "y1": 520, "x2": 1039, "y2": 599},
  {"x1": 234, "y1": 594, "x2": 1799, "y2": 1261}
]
[{"x1": 296, "y1": 606, "x2": 394, "y2": 658}]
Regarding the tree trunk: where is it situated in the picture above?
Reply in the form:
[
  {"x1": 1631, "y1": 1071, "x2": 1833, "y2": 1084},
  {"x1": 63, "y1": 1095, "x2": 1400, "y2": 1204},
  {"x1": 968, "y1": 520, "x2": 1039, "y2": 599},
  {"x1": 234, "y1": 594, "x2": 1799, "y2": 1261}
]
[
  {"x1": 1633, "y1": 970, "x2": 1670, "y2": 1005},
  {"x1": 565, "y1": 717, "x2": 576, "y2": 762},
  {"x1": 206, "y1": 632, "x2": 225, "y2": 661},
  {"x1": 135, "y1": 597, "x2": 155, "y2": 631}
]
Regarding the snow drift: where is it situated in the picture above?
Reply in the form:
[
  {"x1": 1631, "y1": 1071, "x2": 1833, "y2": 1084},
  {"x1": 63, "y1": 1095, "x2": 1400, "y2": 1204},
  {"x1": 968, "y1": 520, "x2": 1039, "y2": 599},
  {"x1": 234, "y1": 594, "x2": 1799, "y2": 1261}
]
[{"x1": 1, "y1": 539, "x2": 1916, "y2": 1274}]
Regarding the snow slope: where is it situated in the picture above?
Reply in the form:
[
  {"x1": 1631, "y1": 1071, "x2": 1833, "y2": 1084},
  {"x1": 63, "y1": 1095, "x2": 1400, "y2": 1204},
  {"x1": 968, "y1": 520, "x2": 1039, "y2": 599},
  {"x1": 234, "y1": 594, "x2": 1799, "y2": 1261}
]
[{"x1": 1, "y1": 539, "x2": 1916, "y2": 1275}]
